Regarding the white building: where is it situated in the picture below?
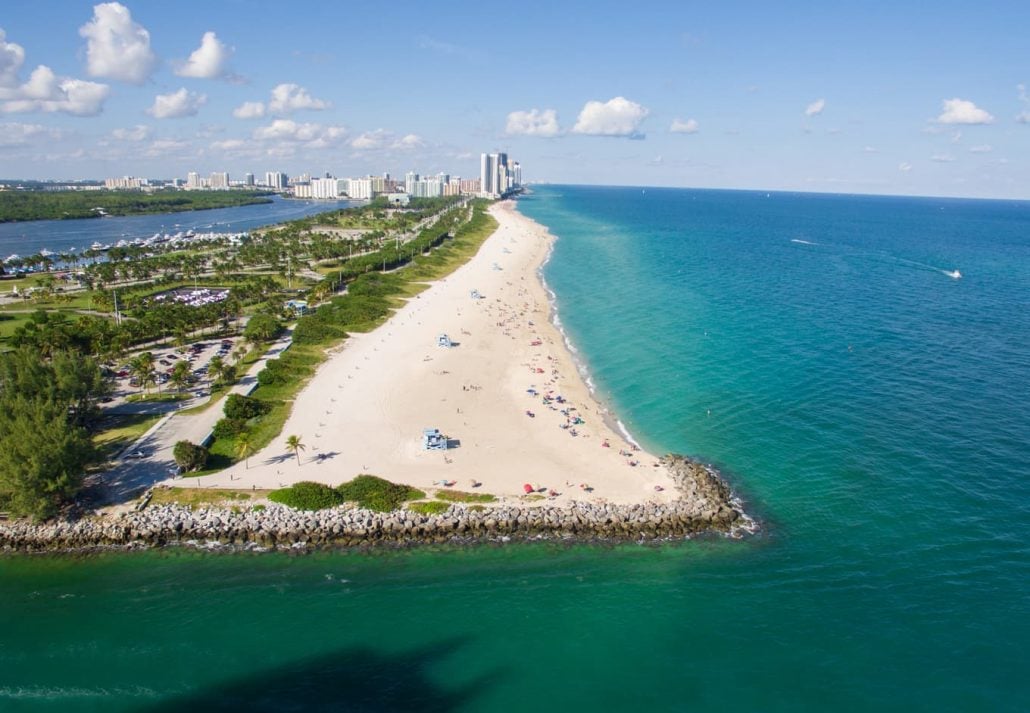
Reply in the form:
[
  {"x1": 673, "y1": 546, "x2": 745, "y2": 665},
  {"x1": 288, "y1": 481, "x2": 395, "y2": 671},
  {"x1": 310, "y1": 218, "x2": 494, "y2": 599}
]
[
  {"x1": 209, "y1": 172, "x2": 230, "y2": 190},
  {"x1": 264, "y1": 171, "x2": 288, "y2": 190}
]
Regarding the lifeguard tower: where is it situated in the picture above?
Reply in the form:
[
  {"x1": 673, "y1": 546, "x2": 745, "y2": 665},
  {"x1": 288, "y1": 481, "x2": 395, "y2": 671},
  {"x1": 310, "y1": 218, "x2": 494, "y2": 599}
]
[
  {"x1": 437, "y1": 333, "x2": 453, "y2": 347},
  {"x1": 422, "y1": 428, "x2": 448, "y2": 450}
]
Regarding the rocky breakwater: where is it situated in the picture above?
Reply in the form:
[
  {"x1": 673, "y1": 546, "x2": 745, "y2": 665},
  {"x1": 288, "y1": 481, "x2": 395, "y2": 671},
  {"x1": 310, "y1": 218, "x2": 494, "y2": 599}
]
[{"x1": 0, "y1": 455, "x2": 752, "y2": 553}]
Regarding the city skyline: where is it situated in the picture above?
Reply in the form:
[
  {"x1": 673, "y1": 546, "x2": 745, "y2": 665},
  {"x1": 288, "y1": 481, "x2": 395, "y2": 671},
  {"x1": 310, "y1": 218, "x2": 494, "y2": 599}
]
[{"x1": 1, "y1": 2, "x2": 1029, "y2": 199}]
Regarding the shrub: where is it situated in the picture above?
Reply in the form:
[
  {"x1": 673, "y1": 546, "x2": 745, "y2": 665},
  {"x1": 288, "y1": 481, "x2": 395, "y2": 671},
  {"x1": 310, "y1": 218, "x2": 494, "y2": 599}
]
[
  {"x1": 212, "y1": 417, "x2": 248, "y2": 440},
  {"x1": 172, "y1": 440, "x2": 208, "y2": 472},
  {"x1": 224, "y1": 393, "x2": 271, "y2": 421},
  {"x1": 409, "y1": 501, "x2": 449, "y2": 515},
  {"x1": 244, "y1": 313, "x2": 281, "y2": 343},
  {"x1": 268, "y1": 481, "x2": 343, "y2": 511},
  {"x1": 435, "y1": 489, "x2": 496, "y2": 504},
  {"x1": 336, "y1": 474, "x2": 425, "y2": 513}
]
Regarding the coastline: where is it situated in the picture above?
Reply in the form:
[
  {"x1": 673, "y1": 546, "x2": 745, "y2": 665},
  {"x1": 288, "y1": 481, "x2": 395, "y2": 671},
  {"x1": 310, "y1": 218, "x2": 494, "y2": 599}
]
[{"x1": 1, "y1": 199, "x2": 754, "y2": 552}]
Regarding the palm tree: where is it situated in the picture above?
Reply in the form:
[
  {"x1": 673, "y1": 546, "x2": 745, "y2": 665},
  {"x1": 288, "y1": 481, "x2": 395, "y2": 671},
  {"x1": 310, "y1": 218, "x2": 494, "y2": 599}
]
[
  {"x1": 286, "y1": 435, "x2": 306, "y2": 466},
  {"x1": 235, "y1": 431, "x2": 254, "y2": 469},
  {"x1": 130, "y1": 352, "x2": 155, "y2": 395},
  {"x1": 209, "y1": 355, "x2": 225, "y2": 385},
  {"x1": 170, "y1": 360, "x2": 191, "y2": 394}
]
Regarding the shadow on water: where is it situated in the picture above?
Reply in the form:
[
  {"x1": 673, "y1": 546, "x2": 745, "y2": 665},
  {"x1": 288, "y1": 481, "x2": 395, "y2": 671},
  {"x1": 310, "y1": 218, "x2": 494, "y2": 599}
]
[{"x1": 139, "y1": 637, "x2": 498, "y2": 713}]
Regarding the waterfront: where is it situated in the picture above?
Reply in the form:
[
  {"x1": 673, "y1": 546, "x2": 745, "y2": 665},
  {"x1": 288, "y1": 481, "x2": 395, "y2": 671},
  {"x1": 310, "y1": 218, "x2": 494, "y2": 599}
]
[{"x1": 0, "y1": 196, "x2": 358, "y2": 260}]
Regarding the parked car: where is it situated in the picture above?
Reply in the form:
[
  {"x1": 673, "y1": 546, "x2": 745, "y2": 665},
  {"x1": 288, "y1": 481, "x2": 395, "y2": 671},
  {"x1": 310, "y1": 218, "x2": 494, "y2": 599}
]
[
  {"x1": 116, "y1": 370, "x2": 129, "y2": 378},
  {"x1": 125, "y1": 450, "x2": 148, "y2": 459}
]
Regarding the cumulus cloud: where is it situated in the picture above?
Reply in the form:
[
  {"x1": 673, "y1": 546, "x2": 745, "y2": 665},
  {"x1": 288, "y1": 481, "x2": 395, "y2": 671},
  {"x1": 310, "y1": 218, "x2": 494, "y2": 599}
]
[
  {"x1": 143, "y1": 138, "x2": 190, "y2": 158},
  {"x1": 233, "y1": 101, "x2": 266, "y2": 119},
  {"x1": 268, "y1": 83, "x2": 328, "y2": 113},
  {"x1": 804, "y1": 98, "x2": 826, "y2": 117},
  {"x1": 111, "y1": 124, "x2": 150, "y2": 141},
  {"x1": 505, "y1": 108, "x2": 560, "y2": 137},
  {"x1": 253, "y1": 118, "x2": 346, "y2": 147},
  {"x1": 175, "y1": 31, "x2": 233, "y2": 80},
  {"x1": 930, "y1": 153, "x2": 956, "y2": 162},
  {"x1": 0, "y1": 65, "x2": 109, "y2": 116},
  {"x1": 572, "y1": 96, "x2": 649, "y2": 138},
  {"x1": 898, "y1": 162, "x2": 912, "y2": 172},
  {"x1": 234, "y1": 83, "x2": 329, "y2": 119},
  {"x1": 0, "y1": 29, "x2": 109, "y2": 115},
  {"x1": 936, "y1": 98, "x2": 994, "y2": 125},
  {"x1": 968, "y1": 144, "x2": 992, "y2": 153},
  {"x1": 862, "y1": 146, "x2": 878, "y2": 153},
  {"x1": 0, "y1": 29, "x2": 26, "y2": 87},
  {"x1": 78, "y1": 2, "x2": 157, "y2": 85},
  {"x1": 147, "y1": 88, "x2": 207, "y2": 119},
  {"x1": 349, "y1": 128, "x2": 421, "y2": 150},
  {"x1": 669, "y1": 117, "x2": 699, "y2": 134},
  {"x1": 0, "y1": 121, "x2": 64, "y2": 146},
  {"x1": 211, "y1": 138, "x2": 247, "y2": 152}
]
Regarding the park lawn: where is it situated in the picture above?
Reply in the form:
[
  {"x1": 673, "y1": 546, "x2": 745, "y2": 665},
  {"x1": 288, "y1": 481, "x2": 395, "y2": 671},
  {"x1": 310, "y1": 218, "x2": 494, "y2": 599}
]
[
  {"x1": 93, "y1": 412, "x2": 163, "y2": 460},
  {"x1": 146, "y1": 486, "x2": 267, "y2": 509}
]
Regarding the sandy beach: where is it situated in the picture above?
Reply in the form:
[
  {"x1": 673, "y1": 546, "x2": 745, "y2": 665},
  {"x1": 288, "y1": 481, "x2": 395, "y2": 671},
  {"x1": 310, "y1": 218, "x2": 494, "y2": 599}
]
[{"x1": 180, "y1": 201, "x2": 677, "y2": 505}]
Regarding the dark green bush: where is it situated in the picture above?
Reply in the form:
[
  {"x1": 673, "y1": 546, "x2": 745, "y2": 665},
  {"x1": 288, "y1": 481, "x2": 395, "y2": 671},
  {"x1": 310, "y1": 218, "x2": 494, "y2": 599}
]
[
  {"x1": 212, "y1": 417, "x2": 248, "y2": 440},
  {"x1": 435, "y1": 489, "x2": 497, "y2": 503},
  {"x1": 268, "y1": 481, "x2": 343, "y2": 510},
  {"x1": 335, "y1": 474, "x2": 425, "y2": 513},
  {"x1": 172, "y1": 440, "x2": 208, "y2": 472},
  {"x1": 224, "y1": 393, "x2": 271, "y2": 421}
]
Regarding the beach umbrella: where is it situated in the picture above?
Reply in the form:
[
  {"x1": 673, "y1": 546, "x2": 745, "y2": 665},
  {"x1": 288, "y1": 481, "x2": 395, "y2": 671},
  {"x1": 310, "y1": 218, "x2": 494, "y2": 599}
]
[{"x1": 523, "y1": 483, "x2": 534, "y2": 494}]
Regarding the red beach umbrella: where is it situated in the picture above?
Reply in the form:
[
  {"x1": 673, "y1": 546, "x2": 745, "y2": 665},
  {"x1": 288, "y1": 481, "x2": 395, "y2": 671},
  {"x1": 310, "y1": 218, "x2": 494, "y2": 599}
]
[{"x1": 523, "y1": 483, "x2": 534, "y2": 494}]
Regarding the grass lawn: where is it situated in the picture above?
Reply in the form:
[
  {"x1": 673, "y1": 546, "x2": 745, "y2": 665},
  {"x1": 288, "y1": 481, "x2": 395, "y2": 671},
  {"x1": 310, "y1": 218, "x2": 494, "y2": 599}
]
[
  {"x1": 93, "y1": 412, "x2": 163, "y2": 460},
  {"x1": 147, "y1": 486, "x2": 267, "y2": 509}
]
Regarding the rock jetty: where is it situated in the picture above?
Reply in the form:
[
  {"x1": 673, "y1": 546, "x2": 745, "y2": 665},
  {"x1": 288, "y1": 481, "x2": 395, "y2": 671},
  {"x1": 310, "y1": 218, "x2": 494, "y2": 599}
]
[{"x1": 0, "y1": 456, "x2": 753, "y2": 553}]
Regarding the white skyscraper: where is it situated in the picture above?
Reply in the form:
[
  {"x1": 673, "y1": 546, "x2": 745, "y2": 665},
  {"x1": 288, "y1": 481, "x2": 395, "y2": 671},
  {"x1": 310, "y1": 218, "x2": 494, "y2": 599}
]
[{"x1": 480, "y1": 153, "x2": 497, "y2": 196}]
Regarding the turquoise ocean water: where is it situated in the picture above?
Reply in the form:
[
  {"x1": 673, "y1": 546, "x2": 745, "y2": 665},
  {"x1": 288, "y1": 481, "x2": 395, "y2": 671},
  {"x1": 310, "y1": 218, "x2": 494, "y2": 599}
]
[{"x1": 2, "y1": 185, "x2": 1028, "y2": 711}]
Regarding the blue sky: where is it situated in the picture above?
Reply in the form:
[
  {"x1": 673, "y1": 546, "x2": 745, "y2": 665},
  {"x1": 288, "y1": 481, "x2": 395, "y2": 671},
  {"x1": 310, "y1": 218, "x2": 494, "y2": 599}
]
[{"x1": 1, "y1": 1, "x2": 1028, "y2": 198}]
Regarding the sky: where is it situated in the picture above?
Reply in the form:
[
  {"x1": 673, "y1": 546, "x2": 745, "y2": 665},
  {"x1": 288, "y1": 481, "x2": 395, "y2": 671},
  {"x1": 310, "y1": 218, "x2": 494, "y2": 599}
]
[{"x1": 1, "y1": 0, "x2": 1029, "y2": 199}]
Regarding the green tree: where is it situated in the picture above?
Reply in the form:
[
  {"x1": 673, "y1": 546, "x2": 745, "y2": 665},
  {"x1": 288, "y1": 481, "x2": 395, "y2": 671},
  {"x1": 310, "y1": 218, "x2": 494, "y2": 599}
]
[
  {"x1": 129, "y1": 352, "x2": 155, "y2": 394},
  {"x1": 285, "y1": 434, "x2": 305, "y2": 467},
  {"x1": 209, "y1": 355, "x2": 225, "y2": 385},
  {"x1": 243, "y1": 313, "x2": 281, "y2": 343},
  {"x1": 170, "y1": 360, "x2": 191, "y2": 394},
  {"x1": 172, "y1": 440, "x2": 208, "y2": 472},
  {"x1": 0, "y1": 396, "x2": 94, "y2": 520}
]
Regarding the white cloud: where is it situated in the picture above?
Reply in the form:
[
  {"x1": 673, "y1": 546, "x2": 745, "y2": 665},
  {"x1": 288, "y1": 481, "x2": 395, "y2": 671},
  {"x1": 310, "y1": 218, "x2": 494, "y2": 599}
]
[
  {"x1": 111, "y1": 124, "x2": 150, "y2": 141},
  {"x1": 968, "y1": 144, "x2": 992, "y2": 153},
  {"x1": 211, "y1": 138, "x2": 247, "y2": 151},
  {"x1": 175, "y1": 31, "x2": 233, "y2": 80},
  {"x1": 143, "y1": 138, "x2": 190, "y2": 158},
  {"x1": 147, "y1": 88, "x2": 207, "y2": 119},
  {"x1": 235, "y1": 83, "x2": 329, "y2": 120},
  {"x1": 253, "y1": 118, "x2": 346, "y2": 147},
  {"x1": 669, "y1": 117, "x2": 699, "y2": 134},
  {"x1": 0, "y1": 29, "x2": 26, "y2": 87},
  {"x1": 862, "y1": 146, "x2": 878, "y2": 153},
  {"x1": 233, "y1": 101, "x2": 266, "y2": 119},
  {"x1": 0, "y1": 65, "x2": 110, "y2": 116},
  {"x1": 898, "y1": 162, "x2": 912, "y2": 172},
  {"x1": 936, "y1": 98, "x2": 994, "y2": 125},
  {"x1": 930, "y1": 153, "x2": 955, "y2": 162},
  {"x1": 78, "y1": 2, "x2": 157, "y2": 85},
  {"x1": 0, "y1": 121, "x2": 64, "y2": 146},
  {"x1": 1018, "y1": 112, "x2": 1030, "y2": 124},
  {"x1": 1017, "y1": 84, "x2": 1030, "y2": 123},
  {"x1": 572, "y1": 96, "x2": 649, "y2": 138},
  {"x1": 351, "y1": 128, "x2": 391, "y2": 150},
  {"x1": 0, "y1": 29, "x2": 109, "y2": 116},
  {"x1": 804, "y1": 98, "x2": 826, "y2": 117},
  {"x1": 394, "y1": 133, "x2": 424, "y2": 149},
  {"x1": 505, "y1": 108, "x2": 560, "y2": 137},
  {"x1": 268, "y1": 83, "x2": 328, "y2": 114}
]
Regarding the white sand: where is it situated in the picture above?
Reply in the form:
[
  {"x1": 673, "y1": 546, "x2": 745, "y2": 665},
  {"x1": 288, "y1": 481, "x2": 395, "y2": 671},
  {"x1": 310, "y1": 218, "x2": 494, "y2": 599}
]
[{"x1": 183, "y1": 201, "x2": 677, "y2": 504}]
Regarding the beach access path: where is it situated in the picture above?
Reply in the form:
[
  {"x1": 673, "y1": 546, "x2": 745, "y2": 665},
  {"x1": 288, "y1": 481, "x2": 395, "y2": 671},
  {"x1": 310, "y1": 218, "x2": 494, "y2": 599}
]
[{"x1": 167, "y1": 201, "x2": 677, "y2": 505}]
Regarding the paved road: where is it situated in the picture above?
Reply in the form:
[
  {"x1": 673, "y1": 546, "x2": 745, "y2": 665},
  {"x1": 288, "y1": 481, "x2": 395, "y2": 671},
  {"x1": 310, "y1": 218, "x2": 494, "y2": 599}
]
[{"x1": 100, "y1": 327, "x2": 294, "y2": 504}]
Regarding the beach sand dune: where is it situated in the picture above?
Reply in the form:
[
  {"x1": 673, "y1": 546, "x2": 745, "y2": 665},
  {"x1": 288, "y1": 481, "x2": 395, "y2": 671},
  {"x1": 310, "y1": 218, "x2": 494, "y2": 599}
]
[{"x1": 182, "y1": 201, "x2": 677, "y2": 505}]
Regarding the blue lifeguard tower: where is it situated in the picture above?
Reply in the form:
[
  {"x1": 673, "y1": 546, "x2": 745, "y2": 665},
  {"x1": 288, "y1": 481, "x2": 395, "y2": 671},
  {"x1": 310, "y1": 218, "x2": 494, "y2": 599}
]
[
  {"x1": 437, "y1": 333, "x2": 453, "y2": 347},
  {"x1": 422, "y1": 428, "x2": 448, "y2": 450}
]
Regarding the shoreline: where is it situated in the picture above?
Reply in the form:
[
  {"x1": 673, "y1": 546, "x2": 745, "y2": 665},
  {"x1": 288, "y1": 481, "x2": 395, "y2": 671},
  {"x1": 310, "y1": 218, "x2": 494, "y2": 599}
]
[
  {"x1": 0, "y1": 199, "x2": 756, "y2": 552},
  {"x1": 173, "y1": 200, "x2": 683, "y2": 505}
]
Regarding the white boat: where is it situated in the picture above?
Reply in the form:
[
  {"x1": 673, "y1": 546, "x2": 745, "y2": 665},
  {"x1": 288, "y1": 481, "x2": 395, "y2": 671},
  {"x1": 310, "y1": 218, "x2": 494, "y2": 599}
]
[{"x1": 4, "y1": 254, "x2": 20, "y2": 263}]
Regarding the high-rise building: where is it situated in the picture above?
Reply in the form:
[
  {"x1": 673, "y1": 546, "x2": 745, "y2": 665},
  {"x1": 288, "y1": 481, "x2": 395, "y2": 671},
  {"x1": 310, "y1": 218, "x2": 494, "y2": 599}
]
[
  {"x1": 244, "y1": 173, "x2": 255, "y2": 187},
  {"x1": 264, "y1": 171, "x2": 288, "y2": 190},
  {"x1": 186, "y1": 171, "x2": 202, "y2": 190},
  {"x1": 480, "y1": 153, "x2": 496, "y2": 196},
  {"x1": 209, "y1": 172, "x2": 230, "y2": 190},
  {"x1": 404, "y1": 171, "x2": 419, "y2": 194}
]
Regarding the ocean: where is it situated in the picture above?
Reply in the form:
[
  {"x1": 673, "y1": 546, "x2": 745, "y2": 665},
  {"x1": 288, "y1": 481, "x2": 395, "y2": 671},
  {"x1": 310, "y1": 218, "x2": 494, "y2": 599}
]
[{"x1": 2, "y1": 185, "x2": 1028, "y2": 711}]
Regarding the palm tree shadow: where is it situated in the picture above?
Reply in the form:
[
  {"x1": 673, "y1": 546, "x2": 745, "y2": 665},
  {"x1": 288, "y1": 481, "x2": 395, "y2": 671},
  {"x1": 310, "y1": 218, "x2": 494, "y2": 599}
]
[{"x1": 140, "y1": 637, "x2": 498, "y2": 713}]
